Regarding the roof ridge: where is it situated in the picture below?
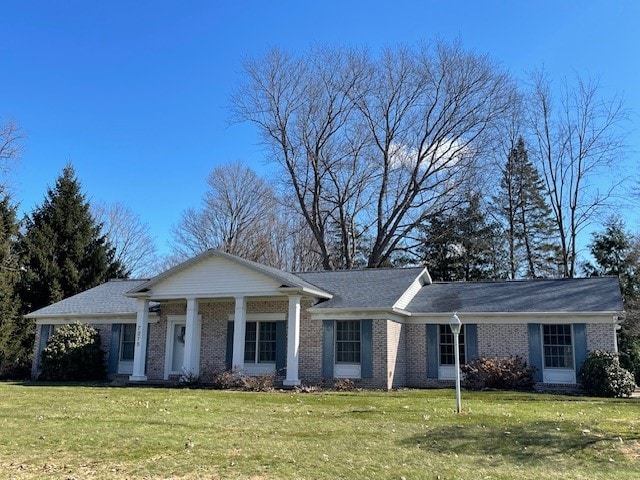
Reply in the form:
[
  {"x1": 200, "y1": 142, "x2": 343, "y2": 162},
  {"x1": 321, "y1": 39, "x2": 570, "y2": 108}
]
[
  {"x1": 295, "y1": 266, "x2": 425, "y2": 274},
  {"x1": 430, "y1": 276, "x2": 618, "y2": 285}
]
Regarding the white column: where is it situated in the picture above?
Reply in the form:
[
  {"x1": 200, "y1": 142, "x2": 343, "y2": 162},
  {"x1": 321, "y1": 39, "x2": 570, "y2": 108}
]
[
  {"x1": 284, "y1": 295, "x2": 301, "y2": 386},
  {"x1": 129, "y1": 298, "x2": 149, "y2": 381},
  {"x1": 183, "y1": 298, "x2": 201, "y2": 377},
  {"x1": 232, "y1": 296, "x2": 246, "y2": 370}
]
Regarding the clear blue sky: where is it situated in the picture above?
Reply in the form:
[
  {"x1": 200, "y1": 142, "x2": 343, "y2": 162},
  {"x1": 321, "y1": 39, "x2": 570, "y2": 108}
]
[{"x1": 1, "y1": 1, "x2": 638, "y2": 256}]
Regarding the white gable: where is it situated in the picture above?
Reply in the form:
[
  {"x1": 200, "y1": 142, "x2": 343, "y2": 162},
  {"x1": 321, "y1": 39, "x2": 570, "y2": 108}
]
[{"x1": 148, "y1": 255, "x2": 283, "y2": 298}]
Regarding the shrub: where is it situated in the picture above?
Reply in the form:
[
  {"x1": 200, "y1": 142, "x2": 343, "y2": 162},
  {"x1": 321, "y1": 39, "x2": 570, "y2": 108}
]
[
  {"x1": 209, "y1": 369, "x2": 275, "y2": 391},
  {"x1": 210, "y1": 369, "x2": 242, "y2": 389},
  {"x1": 39, "y1": 323, "x2": 106, "y2": 381},
  {"x1": 332, "y1": 378, "x2": 357, "y2": 391},
  {"x1": 241, "y1": 374, "x2": 275, "y2": 392},
  {"x1": 579, "y1": 350, "x2": 636, "y2": 398},
  {"x1": 179, "y1": 368, "x2": 200, "y2": 387},
  {"x1": 618, "y1": 338, "x2": 640, "y2": 385},
  {"x1": 461, "y1": 356, "x2": 536, "y2": 391}
]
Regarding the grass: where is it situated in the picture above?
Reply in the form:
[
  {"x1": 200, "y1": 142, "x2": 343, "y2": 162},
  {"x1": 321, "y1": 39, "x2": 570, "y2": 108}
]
[{"x1": 0, "y1": 383, "x2": 638, "y2": 479}]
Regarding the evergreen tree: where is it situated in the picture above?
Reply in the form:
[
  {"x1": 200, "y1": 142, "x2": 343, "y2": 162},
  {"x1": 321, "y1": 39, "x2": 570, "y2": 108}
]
[
  {"x1": 7, "y1": 165, "x2": 125, "y2": 372},
  {"x1": 19, "y1": 165, "x2": 126, "y2": 314},
  {"x1": 584, "y1": 216, "x2": 640, "y2": 300},
  {"x1": 494, "y1": 137, "x2": 559, "y2": 278},
  {"x1": 420, "y1": 193, "x2": 508, "y2": 281},
  {"x1": 584, "y1": 217, "x2": 640, "y2": 383},
  {"x1": 0, "y1": 196, "x2": 26, "y2": 377}
]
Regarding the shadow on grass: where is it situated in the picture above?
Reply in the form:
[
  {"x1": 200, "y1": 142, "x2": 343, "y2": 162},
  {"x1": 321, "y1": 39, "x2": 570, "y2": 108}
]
[
  {"x1": 401, "y1": 419, "x2": 639, "y2": 465},
  {"x1": 12, "y1": 380, "x2": 112, "y2": 388}
]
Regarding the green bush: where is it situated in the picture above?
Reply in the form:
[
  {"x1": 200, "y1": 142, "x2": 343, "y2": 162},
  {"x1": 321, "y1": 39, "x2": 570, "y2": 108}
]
[
  {"x1": 618, "y1": 337, "x2": 640, "y2": 385},
  {"x1": 461, "y1": 356, "x2": 536, "y2": 391},
  {"x1": 579, "y1": 350, "x2": 636, "y2": 398},
  {"x1": 39, "y1": 323, "x2": 106, "y2": 381}
]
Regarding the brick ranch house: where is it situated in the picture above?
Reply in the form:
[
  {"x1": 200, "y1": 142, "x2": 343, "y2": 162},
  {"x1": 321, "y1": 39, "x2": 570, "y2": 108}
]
[{"x1": 26, "y1": 249, "x2": 623, "y2": 389}]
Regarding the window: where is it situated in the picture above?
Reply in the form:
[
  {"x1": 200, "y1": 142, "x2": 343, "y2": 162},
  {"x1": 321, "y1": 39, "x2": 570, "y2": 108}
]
[
  {"x1": 335, "y1": 320, "x2": 361, "y2": 364},
  {"x1": 439, "y1": 324, "x2": 466, "y2": 365},
  {"x1": 543, "y1": 324, "x2": 573, "y2": 369},
  {"x1": 120, "y1": 324, "x2": 136, "y2": 361},
  {"x1": 244, "y1": 322, "x2": 277, "y2": 363}
]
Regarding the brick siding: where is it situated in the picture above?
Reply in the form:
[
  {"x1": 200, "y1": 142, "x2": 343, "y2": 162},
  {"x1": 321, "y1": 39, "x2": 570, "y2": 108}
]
[
  {"x1": 586, "y1": 323, "x2": 616, "y2": 352},
  {"x1": 386, "y1": 320, "x2": 405, "y2": 389},
  {"x1": 478, "y1": 324, "x2": 529, "y2": 359},
  {"x1": 405, "y1": 324, "x2": 427, "y2": 388}
]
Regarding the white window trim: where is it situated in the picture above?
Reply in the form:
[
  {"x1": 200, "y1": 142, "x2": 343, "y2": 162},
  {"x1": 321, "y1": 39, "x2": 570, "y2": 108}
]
[
  {"x1": 438, "y1": 324, "x2": 467, "y2": 380},
  {"x1": 243, "y1": 321, "x2": 277, "y2": 365},
  {"x1": 541, "y1": 324, "x2": 576, "y2": 384},
  {"x1": 228, "y1": 313, "x2": 284, "y2": 376},
  {"x1": 333, "y1": 320, "x2": 362, "y2": 379},
  {"x1": 117, "y1": 324, "x2": 135, "y2": 375}
]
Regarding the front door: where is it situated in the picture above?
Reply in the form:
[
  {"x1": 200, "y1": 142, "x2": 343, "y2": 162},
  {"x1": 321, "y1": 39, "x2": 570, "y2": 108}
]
[{"x1": 165, "y1": 317, "x2": 186, "y2": 379}]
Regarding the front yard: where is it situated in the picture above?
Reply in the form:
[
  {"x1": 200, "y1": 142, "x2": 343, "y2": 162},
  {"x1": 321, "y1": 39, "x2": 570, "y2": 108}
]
[{"x1": 0, "y1": 383, "x2": 637, "y2": 479}]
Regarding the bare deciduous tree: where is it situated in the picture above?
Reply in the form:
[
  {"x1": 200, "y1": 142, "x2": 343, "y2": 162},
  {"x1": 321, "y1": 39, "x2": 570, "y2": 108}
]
[
  {"x1": 92, "y1": 202, "x2": 159, "y2": 278},
  {"x1": 233, "y1": 41, "x2": 516, "y2": 269},
  {"x1": 0, "y1": 120, "x2": 25, "y2": 193},
  {"x1": 528, "y1": 71, "x2": 628, "y2": 277},
  {"x1": 169, "y1": 162, "x2": 316, "y2": 270}
]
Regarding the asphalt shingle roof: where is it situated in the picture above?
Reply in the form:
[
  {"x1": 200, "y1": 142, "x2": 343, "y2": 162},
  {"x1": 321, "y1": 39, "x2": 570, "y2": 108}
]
[
  {"x1": 26, "y1": 268, "x2": 623, "y2": 319},
  {"x1": 296, "y1": 267, "x2": 425, "y2": 309},
  {"x1": 406, "y1": 277, "x2": 623, "y2": 313},
  {"x1": 25, "y1": 279, "x2": 149, "y2": 318}
]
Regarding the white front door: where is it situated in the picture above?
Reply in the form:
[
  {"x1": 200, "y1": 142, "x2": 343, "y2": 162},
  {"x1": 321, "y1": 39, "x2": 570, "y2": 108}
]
[{"x1": 165, "y1": 316, "x2": 186, "y2": 379}]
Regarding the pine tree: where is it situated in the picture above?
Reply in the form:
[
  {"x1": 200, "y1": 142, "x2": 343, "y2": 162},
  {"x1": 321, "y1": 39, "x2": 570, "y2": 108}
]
[
  {"x1": 6, "y1": 165, "x2": 125, "y2": 373},
  {"x1": 584, "y1": 217, "x2": 640, "y2": 382},
  {"x1": 19, "y1": 165, "x2": 126, "y2": 314},
  {"x1": 494, "y1": 137, "x2": 559, "y2": 278},
  {"x1": 420, "y1": 193, "x2": 508, "y2": 281},
  {"x1": 0, "y1": 196, "x2": 25, "y2": 376}
]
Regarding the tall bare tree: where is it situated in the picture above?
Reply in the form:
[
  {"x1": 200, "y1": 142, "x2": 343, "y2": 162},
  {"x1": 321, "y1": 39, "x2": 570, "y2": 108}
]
[
  {"x1": 0, "y1": 120, "x2": 24, "y2": 193},
  {"x1": 169, "y1": 161, "x2": 319, "y2": 270},
  {"x1": 233, "y1": 41, "x2": 516, "y2": 269},
  {"x1": 528, "y1": 71, "x2": 628, "y2": 277},
  {"x1": 92, "y1": 202, "x2": 159, "y2": 278}
]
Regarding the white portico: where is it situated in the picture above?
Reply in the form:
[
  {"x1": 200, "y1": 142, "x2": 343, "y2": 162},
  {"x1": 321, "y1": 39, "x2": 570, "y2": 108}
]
[{"x1": 125, "y1": 250, "x2": 331, "y2": 384}]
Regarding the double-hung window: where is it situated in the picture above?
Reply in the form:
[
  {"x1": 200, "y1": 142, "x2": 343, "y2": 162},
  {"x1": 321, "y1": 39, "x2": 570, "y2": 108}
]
[
  {"x1": 335, "y1": 320, "x2": 361, "y2": 364},
  {"x1": 244, "y1": 321, "x2": 277, "y2": 363},
  {"x1": 439, "y1": 324, "x2": 466, "y2": 365},
  {"x1": 543, "y1": 324, "x2": 573, "y2": 369}
]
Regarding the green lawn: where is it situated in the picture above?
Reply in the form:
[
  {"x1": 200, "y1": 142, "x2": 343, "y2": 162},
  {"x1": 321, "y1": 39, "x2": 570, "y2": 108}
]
[{"x1": 0, "y1": 383, "x2": 637, "y2": 479}]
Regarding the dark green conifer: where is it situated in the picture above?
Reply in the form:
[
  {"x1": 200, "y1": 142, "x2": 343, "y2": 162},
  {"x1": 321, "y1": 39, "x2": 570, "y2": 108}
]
[
  {"x1": 5, "y1": 165, "x2": 125, "y2": 374},
  {"x1": 19, "y1": 164, "x2": 125, "y2": 314},
  {"x1": 495, "y1": 137, "x2": 559, "y2": 278}
]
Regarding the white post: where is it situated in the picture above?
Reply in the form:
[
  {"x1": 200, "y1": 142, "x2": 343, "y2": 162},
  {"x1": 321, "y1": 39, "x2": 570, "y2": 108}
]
[
  {"x1": 232, "y1": 296, "x2": 246, "y2": 370},
  {"x1": 129, "y1": 298, "x2": 149, "y2": 381},
  {"x1": 450, "y1": 313, "x2": 462, "y2": 414},
  {"x1": 284, "y1": 295, "x2": 301, "y2": 386},
  {"x1": 183, "y1": 298, "x2": 200, "y2": 378}
]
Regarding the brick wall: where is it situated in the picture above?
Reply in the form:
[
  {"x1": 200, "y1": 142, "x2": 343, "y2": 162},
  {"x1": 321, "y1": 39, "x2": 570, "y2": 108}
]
[
  {"x1": 298, "y1": 315, "x2": 391, "y2": 389},
  {"x1": 298, "y1": 301, "x2": 323, "y2": 386},
  {"x1": 198, "y1": 301, "x2": 234, "y2": 380},
  {"x1": 586, "y1": 323, "x2": 616, "y2": 352},
  {"x1": 477, "y1": 324, "x2": 529, "y2": 359},
  {"x1": 357, "y1": 319, "x2": 388, "y2": 389},
  {"x1": 386, "y1": 320, "x2": 405, "y2": 389},
  {"x1": 405, "y1": 324, "x2": 427, "y2": 388}
]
